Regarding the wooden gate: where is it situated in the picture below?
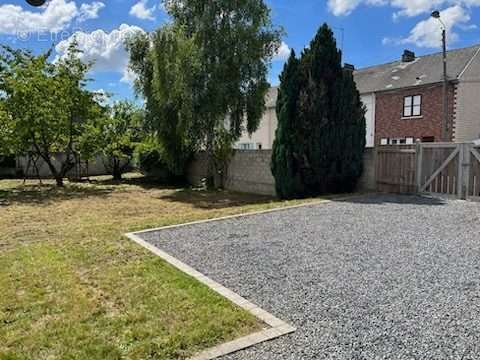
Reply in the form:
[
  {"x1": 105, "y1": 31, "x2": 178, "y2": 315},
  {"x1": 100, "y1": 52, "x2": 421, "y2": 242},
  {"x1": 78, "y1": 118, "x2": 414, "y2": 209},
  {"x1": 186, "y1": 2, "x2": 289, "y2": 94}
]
[
  {"x1": 416, "y1": 142, "x2": 480, "y2": 200},
  {"x1": 376, "y1": 145, "x2": 416, "y2": 193},
  {"x1": 468, "y1": 145, "x2": 480, "y2": 200}
]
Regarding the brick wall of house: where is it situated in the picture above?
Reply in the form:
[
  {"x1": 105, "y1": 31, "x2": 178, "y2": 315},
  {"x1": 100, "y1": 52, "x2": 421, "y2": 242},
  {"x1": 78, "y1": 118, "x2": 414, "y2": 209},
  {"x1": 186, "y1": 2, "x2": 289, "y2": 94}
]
[{"x1": 374, "y1": 83, "x2": 455, "y2": 144}]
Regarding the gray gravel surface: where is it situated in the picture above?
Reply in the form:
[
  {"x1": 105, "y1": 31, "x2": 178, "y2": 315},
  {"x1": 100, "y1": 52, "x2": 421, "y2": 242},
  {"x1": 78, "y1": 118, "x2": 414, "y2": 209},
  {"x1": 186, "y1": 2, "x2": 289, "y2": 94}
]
[{"x1": 139, "y1": 194, "x2": 480, "y2": 359}]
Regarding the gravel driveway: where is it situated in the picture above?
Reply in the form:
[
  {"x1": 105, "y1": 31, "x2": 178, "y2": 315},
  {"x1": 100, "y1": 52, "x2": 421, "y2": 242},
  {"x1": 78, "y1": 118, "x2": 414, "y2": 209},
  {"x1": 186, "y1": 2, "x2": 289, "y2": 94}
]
[{"x1": 139, "y1": 194, "x2": 480, "y2": 359}]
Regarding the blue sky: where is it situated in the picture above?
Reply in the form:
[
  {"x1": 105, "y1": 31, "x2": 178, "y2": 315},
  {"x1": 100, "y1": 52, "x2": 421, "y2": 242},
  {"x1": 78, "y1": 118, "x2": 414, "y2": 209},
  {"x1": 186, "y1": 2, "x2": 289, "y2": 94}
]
[{"x1": 1, "y1": 0, "x2": 479, "y2": 102}]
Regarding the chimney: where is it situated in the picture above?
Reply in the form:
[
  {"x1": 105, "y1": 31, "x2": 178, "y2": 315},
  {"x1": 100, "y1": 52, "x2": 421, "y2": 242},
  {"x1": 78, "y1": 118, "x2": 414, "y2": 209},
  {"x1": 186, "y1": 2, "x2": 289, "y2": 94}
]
[
  {"x1": 402, "y1": 50, "x2": 416, "y2": 63},
  {"x1": 343, "y1": 63, "x2": 355, "y2": 72}
]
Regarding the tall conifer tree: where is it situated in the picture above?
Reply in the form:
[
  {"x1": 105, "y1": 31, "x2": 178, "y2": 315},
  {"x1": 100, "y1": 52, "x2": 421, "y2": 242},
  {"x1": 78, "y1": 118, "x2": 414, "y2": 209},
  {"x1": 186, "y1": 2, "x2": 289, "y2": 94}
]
[
  {"x1": 271, "y1": 24, "x2": 366, "y2": 198},
  {"x1": 271, "y1": 50, "x2": 301, "y2": 199}
]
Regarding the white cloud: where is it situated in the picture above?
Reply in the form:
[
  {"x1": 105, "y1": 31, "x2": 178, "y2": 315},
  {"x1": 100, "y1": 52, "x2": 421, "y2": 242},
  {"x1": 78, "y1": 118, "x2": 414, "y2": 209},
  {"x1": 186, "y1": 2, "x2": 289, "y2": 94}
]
[
  {"x1": 55, "y1": 24, "x2": 145, "y2": 82},
  {"x1": 328, "y1": 0, "x2": 480, "y2": 17},
  {"x1": 274, "y1": 42, "x2": 291, "y2": 61},
  {"x1": 327, "y1": 0, "x2": 480, "y2": 49},
  {"x1": 78, "y1": 2, "x2": 105, "y2": 22},
  {"x1": 121, "y1": 68, "x2": 138, "y2": 84},
  {"x1": 130, "y1": 0, "x2": 156, "y2": 21},
  {"x1": 390, "y1": 0, "x2": 447, "y2": 18},
  {"x1": 397, "y1": 5, "x2": 471, "y2": 47},
  {"x1": 328, "y1": 0, "x2": 363, "y2": 16},
  {"x1": 93, "y1": 88, "x2": 110, "y2": 105},
  {"x1": 0, "y1": 0, "x2": 77, "y2": 34},
  {"x1": 328, "y1": 0, "x2": 386, "y2": 16},
  {"x1": 0, "y1": 0, "x2": 105, "y2": 35}
]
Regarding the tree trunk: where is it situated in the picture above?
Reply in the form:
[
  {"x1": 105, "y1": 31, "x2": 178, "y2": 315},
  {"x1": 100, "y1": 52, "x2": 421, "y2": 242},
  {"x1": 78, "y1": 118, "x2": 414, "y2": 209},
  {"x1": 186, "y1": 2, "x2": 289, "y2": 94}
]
[
  {"x1": 32, "y1": 155, "x2": 43, "y2": 185},
  {"x1": 55, "y1": 176, "x2": 64, "y2": 187},
  {"x1": 112, "y1": 158, "x2": 122, "y2": 181},
  {"x1": 205, "y1": 132, "x2": 215, "y2": 190},
  {"x1": 42, "y1": 156, "x2": 63, "y2": 187}
]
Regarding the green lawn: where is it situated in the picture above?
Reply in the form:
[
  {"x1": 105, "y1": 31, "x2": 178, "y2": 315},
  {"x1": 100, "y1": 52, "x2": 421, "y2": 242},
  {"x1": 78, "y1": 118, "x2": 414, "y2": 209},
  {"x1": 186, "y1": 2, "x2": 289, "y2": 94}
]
[{"x1": 0, "y1": 174, "x2": 318, "y2": 360}]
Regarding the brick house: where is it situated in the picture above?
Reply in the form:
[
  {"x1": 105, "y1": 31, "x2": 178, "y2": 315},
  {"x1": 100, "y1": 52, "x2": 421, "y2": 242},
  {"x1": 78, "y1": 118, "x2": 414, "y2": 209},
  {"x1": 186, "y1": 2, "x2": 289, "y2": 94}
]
[
  {"x1": 234, "y1": 45, "x2": 480, "y2": 150},
  {"x1": 354, "y1": 45, "x2": 480, "y2": 146}
]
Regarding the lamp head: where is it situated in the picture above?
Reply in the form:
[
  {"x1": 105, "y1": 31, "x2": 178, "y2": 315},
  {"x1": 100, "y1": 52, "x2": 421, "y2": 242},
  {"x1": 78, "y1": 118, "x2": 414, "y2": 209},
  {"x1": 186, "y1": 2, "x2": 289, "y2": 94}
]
[
  {"x1": 431, "y1": 10, "x2": 441, "y2": 19},
  {"x1": 26, "y1": 0, "x2": 47, "y2": 6}
]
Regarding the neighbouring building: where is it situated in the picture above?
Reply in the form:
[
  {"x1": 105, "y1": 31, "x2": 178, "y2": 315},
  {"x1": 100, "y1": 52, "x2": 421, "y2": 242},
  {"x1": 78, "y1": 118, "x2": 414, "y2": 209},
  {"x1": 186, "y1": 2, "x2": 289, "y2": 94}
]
[
  {"x1": 234, "y1": 45, "x2": 480, "y2": 149},
  {"x1": 355, "y1": 46, "x2": 480, "y2": 145},
  {"x1": 234, "y1": 87, "x2": 278, "y2": 150}
]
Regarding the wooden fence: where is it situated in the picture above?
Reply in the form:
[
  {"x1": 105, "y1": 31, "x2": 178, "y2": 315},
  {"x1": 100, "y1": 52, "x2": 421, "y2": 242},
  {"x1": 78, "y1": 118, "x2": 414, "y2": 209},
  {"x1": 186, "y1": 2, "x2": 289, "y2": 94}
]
[
  {"x1": 375, "y1": 143, "x2": 480, "y2": 200},
  {"x1": 376, "y1": 145, "x2": 416, "y2": 194}
]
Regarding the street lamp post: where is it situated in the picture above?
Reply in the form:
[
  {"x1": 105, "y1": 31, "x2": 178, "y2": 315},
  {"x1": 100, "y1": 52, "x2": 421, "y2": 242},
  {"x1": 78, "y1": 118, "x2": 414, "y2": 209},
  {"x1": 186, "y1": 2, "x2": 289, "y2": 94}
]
[{"x1": 431, "y1": 10, "x2": 449, "y2": 142}]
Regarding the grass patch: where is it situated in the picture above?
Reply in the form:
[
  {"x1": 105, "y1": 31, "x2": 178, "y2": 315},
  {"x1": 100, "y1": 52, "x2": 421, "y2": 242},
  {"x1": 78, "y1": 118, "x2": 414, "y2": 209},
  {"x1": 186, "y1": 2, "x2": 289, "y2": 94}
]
[{"x1": 0, "y1": 174, "x2": 320, "y2": 359}]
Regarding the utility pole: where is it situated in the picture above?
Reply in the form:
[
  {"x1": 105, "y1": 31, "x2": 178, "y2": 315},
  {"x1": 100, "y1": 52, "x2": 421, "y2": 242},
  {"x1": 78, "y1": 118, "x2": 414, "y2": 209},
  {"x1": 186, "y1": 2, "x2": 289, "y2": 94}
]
[
  {"x1": 431, "y1": 10, "x2": 449, "y2": 142},
  {"x1": 441, "y1": 28, "x2": 449, "y2": 142}
]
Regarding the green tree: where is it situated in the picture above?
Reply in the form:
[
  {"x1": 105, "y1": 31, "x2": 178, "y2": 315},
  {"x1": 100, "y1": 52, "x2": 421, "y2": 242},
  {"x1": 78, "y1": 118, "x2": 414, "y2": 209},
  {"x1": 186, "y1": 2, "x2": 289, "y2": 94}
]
[
  {"x1": 0, "y1": 43, "x2": 103, "y2": 186},
  {"x1": 127, "y1": 26, "x2": 199, "y2": 176},
  {"x1": 213, "y1": 127, "x2": 235, "y2": 189},
  {"x1": 271, "y1": 50, "x2": 303, "y2": 199},
  {"x1": 333, "y1": 64, "x2": 367, "y2": 192},
  {"x1": 90, "y1": 101, "x2": 145, "y2": 180},
  {"x1": 0, "y1": 101, "x2": 13, "y2": 155},
  {"x1": 271, "y1": 24, "x2": 366, "y2": 198},
  {"x1": 128, "y1": 0, "x2": 282, "y2": 188}
]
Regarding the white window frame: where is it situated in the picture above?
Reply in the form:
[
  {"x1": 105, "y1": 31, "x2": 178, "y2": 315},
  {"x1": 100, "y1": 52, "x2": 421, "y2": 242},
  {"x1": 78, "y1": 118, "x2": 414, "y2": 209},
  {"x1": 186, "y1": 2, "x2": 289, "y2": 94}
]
[
  {"x1": 236, "y1": 142, "x2": 256, "y2": 150},
  {"x1": 403, "y1": 95, "x2": 422, "y2": 117},
  {"x1": 380, "y1": 137, "x2": 415, "y2": 146}
]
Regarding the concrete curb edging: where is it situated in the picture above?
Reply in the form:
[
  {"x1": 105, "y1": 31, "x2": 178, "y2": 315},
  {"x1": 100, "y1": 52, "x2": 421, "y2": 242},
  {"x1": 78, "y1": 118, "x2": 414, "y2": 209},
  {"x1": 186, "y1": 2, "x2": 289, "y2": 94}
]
[
  {"x1": 126, "y1": 232, "x2": 296, "y2": 360},
  {"x1": 131, "y1": 198, "x2": 332, "y2": 236},
  {"x1": 125, "y1": 194, "x2": 371, "y2": 359}
]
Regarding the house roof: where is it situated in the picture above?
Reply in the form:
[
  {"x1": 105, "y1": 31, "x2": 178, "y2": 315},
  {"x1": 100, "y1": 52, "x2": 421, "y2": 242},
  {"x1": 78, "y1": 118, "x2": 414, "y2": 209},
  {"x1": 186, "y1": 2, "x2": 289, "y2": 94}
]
[{"x1": 353, "y1": 45, "x2": 480, "y2": 94}]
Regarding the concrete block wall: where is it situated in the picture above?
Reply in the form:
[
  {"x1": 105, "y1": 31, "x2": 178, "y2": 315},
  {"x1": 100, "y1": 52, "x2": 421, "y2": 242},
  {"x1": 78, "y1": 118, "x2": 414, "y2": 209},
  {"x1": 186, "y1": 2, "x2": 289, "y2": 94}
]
[
  {"x1": 225, "y1": 150, "x2": 275, "y2": 196},
  {"x1": 186, "y1": 150, "x2": 276, "y2": 196},
  {"x1": 15, "y1": 153, "x2": 128, "y2": 179},
  {"x1": 187, "y1": 149, "x2": 376, "y2": 197},
  {"x1": 357, "y1": 148, "x2": 377, "y2": 192},
  {"x1": 186, "y1": 152, "x2": 209, "y2": 187}
]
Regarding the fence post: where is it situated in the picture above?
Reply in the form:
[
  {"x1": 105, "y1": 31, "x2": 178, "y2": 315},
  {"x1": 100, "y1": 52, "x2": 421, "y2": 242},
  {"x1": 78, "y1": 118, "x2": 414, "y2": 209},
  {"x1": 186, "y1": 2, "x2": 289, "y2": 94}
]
[
  {"x1": 415, "y1": 141, "x2": 423, "y2": 193},
  {"x1": 461, "y1": 143, "x2": 471, "y2": 200},
  {"x1": 374, "y1": 146, "x2": 379, "y2": 191},
  {"x1": 457, "y1": 143, "x2": 465, "y2": 199}
]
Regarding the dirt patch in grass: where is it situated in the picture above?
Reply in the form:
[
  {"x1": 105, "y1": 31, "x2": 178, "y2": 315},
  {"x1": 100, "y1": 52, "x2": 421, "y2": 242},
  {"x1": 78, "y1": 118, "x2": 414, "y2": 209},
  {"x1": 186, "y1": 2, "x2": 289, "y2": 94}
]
[{"x1": 0, "y1": 174, "x2": 318, "y2": 359}]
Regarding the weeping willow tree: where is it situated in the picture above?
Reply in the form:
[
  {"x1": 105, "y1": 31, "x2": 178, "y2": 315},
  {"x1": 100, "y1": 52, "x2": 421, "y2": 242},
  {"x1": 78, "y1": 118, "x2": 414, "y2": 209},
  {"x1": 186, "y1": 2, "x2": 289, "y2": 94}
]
[
  {"x1": 127, "y1": 0, "x2": 282, "y2": 187},
  {"x1": 127, "y1": 27, "x2": 200, "y2": 176}
]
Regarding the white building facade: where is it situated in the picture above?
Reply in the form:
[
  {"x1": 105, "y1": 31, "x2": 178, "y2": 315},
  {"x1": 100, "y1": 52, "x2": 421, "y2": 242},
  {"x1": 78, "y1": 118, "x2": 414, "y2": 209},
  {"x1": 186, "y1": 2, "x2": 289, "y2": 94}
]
[{"x1": 234, "y1": 86, "x2": 375, "y2": 150}]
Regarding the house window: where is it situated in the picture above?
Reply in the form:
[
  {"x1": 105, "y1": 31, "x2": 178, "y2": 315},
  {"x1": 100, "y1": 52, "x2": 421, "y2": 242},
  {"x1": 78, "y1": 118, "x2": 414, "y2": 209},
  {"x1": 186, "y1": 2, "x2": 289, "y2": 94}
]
[
  {"x1": 380, "y1": 137, "x2": 414, "y2": 146},
  {"x1": 390, "y1": 138, "x2": 407, "y2": 145},
  {"x1": 237, "y1": 143, "x2": 256, "y2": 150},
  {"x1": 403, "y1": 95, "x2": 422, "y2": 117},
  {"x1": 422, "y1": 136, "x2": 435, "y2": 143}
]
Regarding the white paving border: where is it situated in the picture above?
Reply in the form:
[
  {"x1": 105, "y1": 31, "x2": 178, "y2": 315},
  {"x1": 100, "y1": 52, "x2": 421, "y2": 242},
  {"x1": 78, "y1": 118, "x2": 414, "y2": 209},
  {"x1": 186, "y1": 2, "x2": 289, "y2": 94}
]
[
  {"x1": 126, "y1": 194, "x2": 368, "y2": 359},
  {"x1": 126, "y1": 231, "x2": 296, "y2": 360}
]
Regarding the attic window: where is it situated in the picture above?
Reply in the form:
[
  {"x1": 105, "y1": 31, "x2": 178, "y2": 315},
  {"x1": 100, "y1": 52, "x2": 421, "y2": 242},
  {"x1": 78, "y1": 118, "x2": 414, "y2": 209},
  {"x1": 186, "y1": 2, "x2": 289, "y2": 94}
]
[{"x1": 403, "y1": 95, "x2": 422, "y2": 117}]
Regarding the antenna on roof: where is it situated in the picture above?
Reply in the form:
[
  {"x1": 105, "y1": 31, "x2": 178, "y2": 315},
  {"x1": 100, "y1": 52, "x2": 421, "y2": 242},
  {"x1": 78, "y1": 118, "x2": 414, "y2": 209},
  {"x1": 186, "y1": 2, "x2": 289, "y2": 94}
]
[
  {"x1": 332, "y1": 26, "x2": 345, "y2": 62},
  {"x1": 333, "y1": 27, "x2": 345, "y2": 58}
]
